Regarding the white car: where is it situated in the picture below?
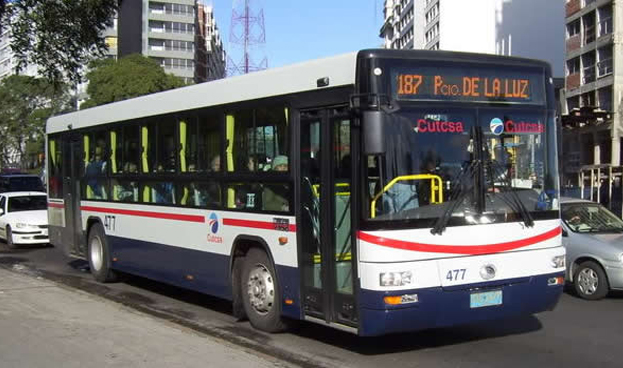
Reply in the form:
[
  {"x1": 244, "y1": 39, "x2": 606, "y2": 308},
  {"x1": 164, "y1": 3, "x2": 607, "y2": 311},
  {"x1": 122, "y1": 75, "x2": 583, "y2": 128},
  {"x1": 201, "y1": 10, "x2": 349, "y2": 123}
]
[{"x1": 0, "y1": 191, "x2": 49, "y2": 248}]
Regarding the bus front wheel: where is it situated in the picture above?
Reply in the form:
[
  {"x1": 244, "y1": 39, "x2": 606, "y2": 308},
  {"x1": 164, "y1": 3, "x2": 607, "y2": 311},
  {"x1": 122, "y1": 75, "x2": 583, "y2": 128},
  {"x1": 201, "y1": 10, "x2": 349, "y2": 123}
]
[
  {"x1": 88, "y1": 223, "x2": 118, "y2": 283},
  {"x1": 241, "y1": 248, "x2": 287, "y2": 333}
]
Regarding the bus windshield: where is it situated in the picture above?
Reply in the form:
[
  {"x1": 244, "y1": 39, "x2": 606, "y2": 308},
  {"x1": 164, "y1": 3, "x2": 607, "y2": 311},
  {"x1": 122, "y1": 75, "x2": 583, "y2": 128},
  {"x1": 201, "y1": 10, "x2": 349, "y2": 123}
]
[{"x1": 366, "y1": 107, "x2": 559, "y2": 226}]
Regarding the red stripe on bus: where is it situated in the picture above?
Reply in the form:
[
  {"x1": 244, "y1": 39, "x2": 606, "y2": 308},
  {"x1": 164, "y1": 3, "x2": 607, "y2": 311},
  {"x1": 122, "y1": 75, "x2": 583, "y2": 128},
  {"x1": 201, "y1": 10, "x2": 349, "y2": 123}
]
[
  {"x1": 358, "y1": 226, "x2": 562, "y2": 255},
  {"x1": 48, "y1": 202, "x2": 64, "y2": 208},
  {"x1": 80, "y1": 206, "x2": 205, "y2": 223},
  {"x1": 223, "y1": 218, "x2": 297, "y2": 232}
]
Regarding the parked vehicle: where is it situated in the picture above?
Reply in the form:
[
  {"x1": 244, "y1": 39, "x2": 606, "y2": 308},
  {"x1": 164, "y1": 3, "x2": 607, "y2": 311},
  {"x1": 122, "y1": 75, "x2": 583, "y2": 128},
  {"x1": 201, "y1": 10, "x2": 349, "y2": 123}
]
[
  {"x1": 561, "y1": 197, "x2": 623, "y2": 300},
  {"x1": 0, "y1": 192, "x2": 49, "y2": 248},
  {"x1": 0, "y1": 174, "x2": 45, "y2": 193}
]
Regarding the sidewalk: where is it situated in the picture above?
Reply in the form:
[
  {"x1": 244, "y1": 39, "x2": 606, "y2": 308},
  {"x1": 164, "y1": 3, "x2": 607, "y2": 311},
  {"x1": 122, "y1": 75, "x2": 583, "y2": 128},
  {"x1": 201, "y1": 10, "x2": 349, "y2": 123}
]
[{"x1": 0, "y1": 266, "x2": 286, "y2": 368}]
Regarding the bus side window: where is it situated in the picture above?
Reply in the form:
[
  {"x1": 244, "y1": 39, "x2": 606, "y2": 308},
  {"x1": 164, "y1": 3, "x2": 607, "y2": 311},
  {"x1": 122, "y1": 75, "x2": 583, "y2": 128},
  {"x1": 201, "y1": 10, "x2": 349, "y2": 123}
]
[
  {"x1": 181, "y1": 113, "x2": 221, "y2": 173},
  {"x1": 179, "y1": 182, "x2": 221, "y2": 207},
  {"x1": 228, "y1": 106, "x2": 290, "y2": 172},
  {"x1": 48, "y1": 138, "x2": 63, "y2": 199},
  {"x1": 84, "y1": 131, "x2": 109, "y2": 200}
]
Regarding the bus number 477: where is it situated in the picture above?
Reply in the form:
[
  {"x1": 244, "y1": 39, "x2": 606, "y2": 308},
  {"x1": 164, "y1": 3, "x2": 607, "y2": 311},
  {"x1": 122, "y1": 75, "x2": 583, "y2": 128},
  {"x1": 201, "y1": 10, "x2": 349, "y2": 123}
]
[{"x1": 446, "y1": 268, "x2": 466, "y2": 282}]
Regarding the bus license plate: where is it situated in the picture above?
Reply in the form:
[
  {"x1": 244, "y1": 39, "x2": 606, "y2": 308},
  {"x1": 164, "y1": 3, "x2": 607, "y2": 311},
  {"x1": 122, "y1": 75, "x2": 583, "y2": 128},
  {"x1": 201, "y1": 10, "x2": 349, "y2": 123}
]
[{"x1": 470, "y1": 290, "x2": 503, "y2": 308}]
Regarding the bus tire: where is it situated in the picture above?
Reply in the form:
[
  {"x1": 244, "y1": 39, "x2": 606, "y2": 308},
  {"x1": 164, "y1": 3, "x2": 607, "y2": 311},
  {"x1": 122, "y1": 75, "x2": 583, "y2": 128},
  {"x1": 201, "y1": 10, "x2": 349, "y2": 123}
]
[
  {"x1": 241, "y1": 248, "x2": 287, "y2": 333},
  {"x1": 573, "y1": 260, "x2": 609, "y2": 300},
  {"x1": 87, "y1": 223, "x2": 117, "y2": 283}
]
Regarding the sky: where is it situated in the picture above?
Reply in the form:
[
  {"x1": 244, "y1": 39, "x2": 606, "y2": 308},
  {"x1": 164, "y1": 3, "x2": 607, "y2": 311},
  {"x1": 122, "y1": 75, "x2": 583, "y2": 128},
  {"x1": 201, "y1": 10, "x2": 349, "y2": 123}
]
[{"x1": 206, "y1": 0, "x2": 385, "y2": 70}]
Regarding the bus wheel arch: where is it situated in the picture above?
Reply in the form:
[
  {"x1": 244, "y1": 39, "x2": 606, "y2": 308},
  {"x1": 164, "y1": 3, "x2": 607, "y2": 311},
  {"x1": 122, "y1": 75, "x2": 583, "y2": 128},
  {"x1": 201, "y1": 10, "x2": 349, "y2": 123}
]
[
  {"x1": 87, "y1": 220, "x2": 117, "y2": 283},
  {"x1": 230, "y1": 236, "x2": 286, "y2": 331}
]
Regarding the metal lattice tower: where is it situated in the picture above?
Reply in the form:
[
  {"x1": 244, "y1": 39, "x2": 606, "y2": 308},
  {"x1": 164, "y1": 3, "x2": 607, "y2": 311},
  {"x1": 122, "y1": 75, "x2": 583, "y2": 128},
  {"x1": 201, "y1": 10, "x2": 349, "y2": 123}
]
[{"x1": 227, "y1": 0, "x2": 267, "y2": 76}]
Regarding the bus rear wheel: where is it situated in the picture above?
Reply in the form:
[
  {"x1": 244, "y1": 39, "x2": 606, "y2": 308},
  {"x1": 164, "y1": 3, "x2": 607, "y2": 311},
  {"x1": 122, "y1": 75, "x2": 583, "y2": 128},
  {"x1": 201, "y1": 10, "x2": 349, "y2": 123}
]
[
  {"x1": 88, "y1": 223, "x2": 117, "y2": 283},
  {"x1": 241, "y1": 248, "x2": 287, "y2": 333}
]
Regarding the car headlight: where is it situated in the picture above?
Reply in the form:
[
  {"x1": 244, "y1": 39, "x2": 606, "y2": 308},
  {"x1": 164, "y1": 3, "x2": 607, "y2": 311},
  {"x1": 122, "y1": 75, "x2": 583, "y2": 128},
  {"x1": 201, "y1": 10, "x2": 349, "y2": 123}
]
[
  {"x1": 551, "y1": 255, "x2": 565, "y2": 268},
  {"x1": 15, "y1": 223, "x2": 29, "y2": 229},
  {"x1": 380, "y1": 271, "x2": 413, "y2": 287}
]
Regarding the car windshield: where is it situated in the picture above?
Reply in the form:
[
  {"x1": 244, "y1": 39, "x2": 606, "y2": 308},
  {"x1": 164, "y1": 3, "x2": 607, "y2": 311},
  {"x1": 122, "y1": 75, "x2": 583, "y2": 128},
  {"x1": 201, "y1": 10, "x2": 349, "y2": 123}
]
[
  {"x1": 365, "y1": 107, "x2": 559, "y2": 227},
  {"x1": 8, "y1": 196, "x2": 48, "y2": 212},
  {"x1": 562, "y1": 203, "x2": 623, "y2": 233}
]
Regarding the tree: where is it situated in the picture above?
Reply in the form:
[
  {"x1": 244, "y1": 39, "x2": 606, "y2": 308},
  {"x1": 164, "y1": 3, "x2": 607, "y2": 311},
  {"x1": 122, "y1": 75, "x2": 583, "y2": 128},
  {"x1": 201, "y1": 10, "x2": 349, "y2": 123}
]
[
  {"x1": 0, "y1": 0, "x2": 120, "y2": 86},
  {"x1": 0, "y1": 75, "x2": 72, "y2": 168},
  {"x1": 81, "y1": 54, "x2": 186, "y2": 109}
]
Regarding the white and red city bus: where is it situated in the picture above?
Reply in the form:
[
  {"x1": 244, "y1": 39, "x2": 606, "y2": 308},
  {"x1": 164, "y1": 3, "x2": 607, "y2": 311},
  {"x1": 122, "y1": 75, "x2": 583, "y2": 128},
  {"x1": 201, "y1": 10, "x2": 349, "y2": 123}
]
[{"x1": 46, "y1": 49, "x2": 565, "y2": 336}]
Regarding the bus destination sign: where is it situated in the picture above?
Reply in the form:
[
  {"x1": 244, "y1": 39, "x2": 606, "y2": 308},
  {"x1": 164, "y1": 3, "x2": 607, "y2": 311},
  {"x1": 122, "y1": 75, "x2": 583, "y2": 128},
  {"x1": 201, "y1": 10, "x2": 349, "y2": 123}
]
[{"x1": 392, "y1": 66, "x2": 544, "y2": 103}]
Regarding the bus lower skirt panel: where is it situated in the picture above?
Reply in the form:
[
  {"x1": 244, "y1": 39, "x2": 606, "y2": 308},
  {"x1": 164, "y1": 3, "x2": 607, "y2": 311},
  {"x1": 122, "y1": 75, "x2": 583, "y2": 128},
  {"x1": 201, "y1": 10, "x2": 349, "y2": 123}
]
[
  {"x1": 107, "y1": 235, "x2": 302, "y2": 320},
  {"x1": 357, "y1": 272, "x2": 564, "y2": 336}
]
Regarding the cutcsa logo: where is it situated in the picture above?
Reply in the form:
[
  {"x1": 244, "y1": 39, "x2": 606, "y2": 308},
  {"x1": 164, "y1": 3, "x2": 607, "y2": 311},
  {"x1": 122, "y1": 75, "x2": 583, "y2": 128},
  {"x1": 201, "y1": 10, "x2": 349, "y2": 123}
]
[
  {"x1": 490, "y1": 118, "x2": 504, "y2": 136},
  {"x1": 207, "y1": 213, "x2": 223, "y2": 243},
  {"x1": 208, "y1": 213, "x2": 219, "y2": 234}
]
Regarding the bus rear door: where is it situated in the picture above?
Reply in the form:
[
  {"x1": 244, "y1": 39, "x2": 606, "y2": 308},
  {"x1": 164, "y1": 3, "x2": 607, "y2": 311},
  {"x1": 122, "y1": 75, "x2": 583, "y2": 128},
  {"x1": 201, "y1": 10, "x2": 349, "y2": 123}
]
[{"x1": 61, "y1": 134, "x2": 86, "y2": 257}]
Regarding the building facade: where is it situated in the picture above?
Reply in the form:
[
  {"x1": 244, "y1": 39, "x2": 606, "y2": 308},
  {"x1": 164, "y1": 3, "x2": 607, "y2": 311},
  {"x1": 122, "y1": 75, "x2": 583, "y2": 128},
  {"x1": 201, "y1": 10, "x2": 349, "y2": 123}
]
[
  {"x1": 379, "y1": 0, "x2": 565, "y2": 77},
  {"x1": 561, "y1": 0, "x2": 623, "y2": 212},
  {"x1": 119, "y1": 0, "x2": 225, "y2": 84},
  {"x1": 0, "y1": 23, "x2": 38, "y2": 79},
  {"x1": 198, "y1": 3, "x2": 226, "y2": 82}
]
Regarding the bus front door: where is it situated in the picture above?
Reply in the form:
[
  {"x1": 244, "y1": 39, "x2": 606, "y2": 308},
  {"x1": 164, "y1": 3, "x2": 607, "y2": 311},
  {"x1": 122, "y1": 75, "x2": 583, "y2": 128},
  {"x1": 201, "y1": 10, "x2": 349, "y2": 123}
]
[{"x1": 299, "y1": 107, "x2": 357, "y2": 329}]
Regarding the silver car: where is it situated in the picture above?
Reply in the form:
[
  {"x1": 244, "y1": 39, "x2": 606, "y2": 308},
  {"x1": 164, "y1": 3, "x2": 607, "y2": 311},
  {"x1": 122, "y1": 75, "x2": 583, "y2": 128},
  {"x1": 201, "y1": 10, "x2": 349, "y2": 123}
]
[{"x1": 561, "y1": 197, "x2": 623, "y2": 300}]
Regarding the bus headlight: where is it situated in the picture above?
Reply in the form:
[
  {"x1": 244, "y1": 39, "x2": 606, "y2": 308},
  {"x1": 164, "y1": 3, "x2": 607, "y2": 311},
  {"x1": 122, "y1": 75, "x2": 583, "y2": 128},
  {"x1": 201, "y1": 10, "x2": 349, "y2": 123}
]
[
  {"x1": 551, "y1": 255, "x2": 565, "y2": 268},
  {"x1": 380, "y1": 271, "x2": 413, "y2": 287}
]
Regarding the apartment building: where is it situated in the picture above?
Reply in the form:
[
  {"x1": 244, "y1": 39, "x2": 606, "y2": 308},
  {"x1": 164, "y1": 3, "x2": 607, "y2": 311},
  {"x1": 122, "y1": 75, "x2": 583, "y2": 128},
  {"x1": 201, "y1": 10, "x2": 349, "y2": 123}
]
[
  {"x1": 197, "y1": 3, "x2": 226, "y2": 82},
  {"x1": 0, "y1": 24, "x2": 38, "y2": 79},
  {"x1": 379, "y1": 0, "x2": 565, "y2": 76},
  {"x1": 561, "y1": 0, "x2": 623, "y2": 210},
  {"x1": 119, "y1": 0, "x2": 225, "y2": 84}
]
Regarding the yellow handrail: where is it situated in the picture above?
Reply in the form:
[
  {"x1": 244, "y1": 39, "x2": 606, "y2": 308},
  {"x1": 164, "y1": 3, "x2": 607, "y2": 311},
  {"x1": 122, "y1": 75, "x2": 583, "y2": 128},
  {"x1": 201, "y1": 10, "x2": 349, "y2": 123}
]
[
  {"x1": 370, "y1": 174, "x2": 443, "y2": 218},
  {"x1": 312, "y1": 182, "x2": 350, "y2": 197}
]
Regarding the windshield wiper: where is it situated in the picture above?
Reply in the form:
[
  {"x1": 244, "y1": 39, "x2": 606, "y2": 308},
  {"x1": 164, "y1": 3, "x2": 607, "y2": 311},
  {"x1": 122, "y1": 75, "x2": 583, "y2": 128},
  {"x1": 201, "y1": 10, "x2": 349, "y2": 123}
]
[
  {"x1": 431, "y1": 159, "x2": 478, "y2": 235},
  {"x1": 485, "y1": 159, "x2": 534, "y2": 228},
  {"x1": 483, "y1": 137, "x2": 534, "y2": 228}
]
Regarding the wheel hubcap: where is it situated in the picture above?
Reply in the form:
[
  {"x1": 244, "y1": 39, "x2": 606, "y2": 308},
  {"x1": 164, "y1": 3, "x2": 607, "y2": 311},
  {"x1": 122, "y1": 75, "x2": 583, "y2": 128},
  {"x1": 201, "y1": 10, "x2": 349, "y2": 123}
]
[
  {"x1": 90, "y1": 236, "x2": 104, "y2": 272},
  {"x1": 577, "y1": 268, "x2": 599, "y2": 295},
  {"x1": 246, "y1": 263, "x2": 275, "y2": 315}
]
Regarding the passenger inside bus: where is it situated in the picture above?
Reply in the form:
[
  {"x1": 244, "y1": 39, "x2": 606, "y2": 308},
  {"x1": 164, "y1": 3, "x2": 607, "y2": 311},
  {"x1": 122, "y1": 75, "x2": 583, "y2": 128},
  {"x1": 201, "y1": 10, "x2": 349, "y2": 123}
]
[
  {"x1": 210, "y1": 155, "x2": 221, "y2": 172},
  {"x1": 262, "y1": 155, "x2": 289, "y2": 212},
  {"x1": 86, "y1": 145, "x2": 107, "y2": 199},
  {"x1": 417, "y1": 155, "x2": 439, "y2": 206}
]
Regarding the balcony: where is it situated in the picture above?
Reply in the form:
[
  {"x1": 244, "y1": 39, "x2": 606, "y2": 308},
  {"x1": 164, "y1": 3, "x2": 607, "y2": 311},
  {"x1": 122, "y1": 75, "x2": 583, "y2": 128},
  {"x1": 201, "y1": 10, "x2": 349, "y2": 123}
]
[
  {"x1": 597, "y1": 58, "x2": 613, "y2": 78},
  {"x1": 566, "y1": 34, "x2": 581, "y2": 52},
  {"x1": 567, "y1": 73, "x2": 581, "y2": 90},
  {"x1": 566, "y1": 0, "x2": 581, "y2": 16}
]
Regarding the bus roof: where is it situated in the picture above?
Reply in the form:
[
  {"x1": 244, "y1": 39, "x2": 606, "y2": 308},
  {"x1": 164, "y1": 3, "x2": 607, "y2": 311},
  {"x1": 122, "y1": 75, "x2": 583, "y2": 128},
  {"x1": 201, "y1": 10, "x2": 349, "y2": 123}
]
[
  {"x1": 47, "y1": 49, "x2": 551, "y2": 134},
  {"x1": 47, "y1": 51, "x2": 358, "y2": 134}
]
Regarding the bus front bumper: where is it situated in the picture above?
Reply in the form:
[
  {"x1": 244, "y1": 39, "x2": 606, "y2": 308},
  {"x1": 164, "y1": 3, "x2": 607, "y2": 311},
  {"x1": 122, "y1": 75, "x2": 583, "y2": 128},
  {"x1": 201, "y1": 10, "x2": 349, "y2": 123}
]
[{"x1": 358, "y1": 272, "x2": 564, "y2": 336}]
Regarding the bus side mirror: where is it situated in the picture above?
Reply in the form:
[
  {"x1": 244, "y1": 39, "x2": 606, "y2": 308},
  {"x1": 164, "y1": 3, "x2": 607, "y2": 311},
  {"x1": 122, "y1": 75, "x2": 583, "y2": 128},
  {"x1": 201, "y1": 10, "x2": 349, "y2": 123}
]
[{"x1": 363, "y1": 110, "x2": 386, "y2": 155}]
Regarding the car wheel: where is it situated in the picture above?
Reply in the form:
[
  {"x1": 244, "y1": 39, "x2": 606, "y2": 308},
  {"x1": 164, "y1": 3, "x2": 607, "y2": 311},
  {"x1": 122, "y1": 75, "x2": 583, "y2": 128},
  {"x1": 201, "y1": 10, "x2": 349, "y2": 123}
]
[
  {"x1": 241, "y1": 248, "x2": 288, "y2": 333},
  {"x1": 573, "y1": 260, "x2": 609, "y2": 300},
  {"x1": 87, "y1": 223, "x2": 117, "y2": 283},
  {"x1": 6, "y1": 226, "x2": 17, "y2": 249}
]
